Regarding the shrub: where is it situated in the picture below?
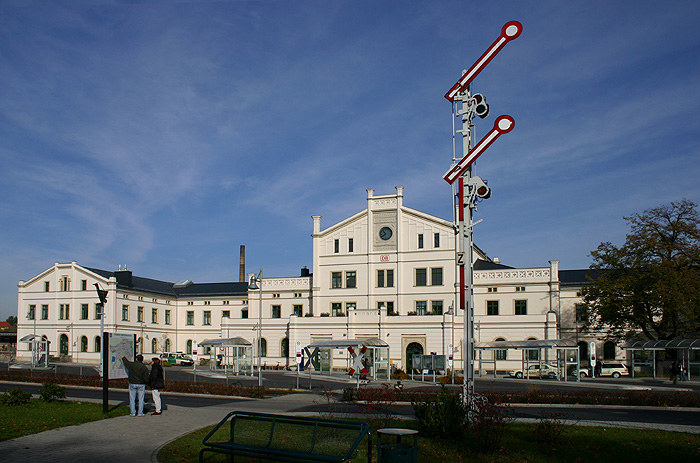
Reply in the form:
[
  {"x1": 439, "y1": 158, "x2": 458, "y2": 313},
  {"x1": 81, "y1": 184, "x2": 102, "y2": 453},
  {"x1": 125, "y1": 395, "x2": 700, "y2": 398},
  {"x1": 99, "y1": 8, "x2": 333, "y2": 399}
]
[
  {"x1": 411, "y1": 385, "x2": 467, "y2": 438},
  {"x1": 467, "y1": 394, "x2": 513, "y2": 453},
  {"x1": 355, "y1": 383, "x2": 396, "y2": 427},
  {"x1": 1, "y1": 388, "x2": 32, "y2": 406},
  {"x1": 38, "y1": 382, "x2": 66, "y2": 402},
  {"x1": 533, "y1": 410, "x2": 572, "y2": 446},
  {"x1": 341, "y1": 387, "x2": 356, "y2": 401},
  {"x1": 390, "y1": 368, "x2": 409, "y2": 380}
]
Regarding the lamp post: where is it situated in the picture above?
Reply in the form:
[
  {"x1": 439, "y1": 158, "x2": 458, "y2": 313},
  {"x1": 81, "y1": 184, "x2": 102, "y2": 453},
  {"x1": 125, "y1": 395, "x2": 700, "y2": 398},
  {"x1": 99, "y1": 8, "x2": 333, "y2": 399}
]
[
  {"x1": 248, "y1": 269, "x2": 263, "y2": 387},
  {"x1": 94, "y1": 283, "x2": 109, "y2": 413},
  {"x1": 26, "y1": 309, "x2": 36, "y2": 366}
]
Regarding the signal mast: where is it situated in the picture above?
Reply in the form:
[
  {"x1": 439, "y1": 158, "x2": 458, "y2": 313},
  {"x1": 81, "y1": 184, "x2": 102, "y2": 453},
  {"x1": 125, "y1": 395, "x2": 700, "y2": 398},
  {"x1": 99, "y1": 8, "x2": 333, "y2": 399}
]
[{"x1": 443, "y1": 21, "x2": 522, "y2": 400}]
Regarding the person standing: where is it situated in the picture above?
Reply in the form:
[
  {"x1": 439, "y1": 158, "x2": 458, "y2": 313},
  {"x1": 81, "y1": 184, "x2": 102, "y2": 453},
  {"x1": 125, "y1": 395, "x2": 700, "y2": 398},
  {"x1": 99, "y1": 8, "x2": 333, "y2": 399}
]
[
  {"x1": 122, "y1": 354, "x2": 150, "y2": 416},
  {"x1": 149, "y1": 357, "x2": 165, "y2": 415}
]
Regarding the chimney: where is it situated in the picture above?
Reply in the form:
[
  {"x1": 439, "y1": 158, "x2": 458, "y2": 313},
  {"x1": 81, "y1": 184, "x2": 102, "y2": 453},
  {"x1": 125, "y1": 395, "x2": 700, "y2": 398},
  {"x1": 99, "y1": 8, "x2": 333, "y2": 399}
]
[
  {"x1": 301, "y1": 266, "x2": 310, "y2": 277},
  {"x1": 114, "y1": 268, "x2": 133, "y2": 287},
  {"x1": 239, "y1": 245, "x2": 246, "y2": 283}
]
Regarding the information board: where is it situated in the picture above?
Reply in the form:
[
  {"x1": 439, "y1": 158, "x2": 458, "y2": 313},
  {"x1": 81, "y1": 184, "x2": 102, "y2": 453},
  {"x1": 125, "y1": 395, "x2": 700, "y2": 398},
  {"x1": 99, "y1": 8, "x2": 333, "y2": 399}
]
[{"x1": 100, "y1": 333, "x2": 134, "y2": 379}]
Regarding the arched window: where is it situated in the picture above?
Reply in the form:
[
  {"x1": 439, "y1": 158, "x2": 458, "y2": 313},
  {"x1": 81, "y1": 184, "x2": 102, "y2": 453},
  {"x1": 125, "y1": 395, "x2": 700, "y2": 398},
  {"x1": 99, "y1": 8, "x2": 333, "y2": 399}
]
[
  {"x1": 80, "y1": 336, "x2": 88, "y2": 353},
  {"x1": 59, "y1": 334, "x2": 69, "y2": 355},
  {"x1": 495, "y1": 338, "x2": 507, "y2": 361},
  {"x1": 281, "y1": 338, "x2": 289, "y2": 358},
  {"x1": 186, "y1": 340, "x2": 193, "y2": 355},
  {"x1": 152, "y1": 338, "x2": 158, "y2": 354},
  {"x1": 164, "y1": 339, "x2": 171, "y2": 352},
  {"x1": 603, "y1": 341, "x2": 616, "y2": 360},
  {"x1": 258, "y1": 338, "x2": 267, "y2": 357},
  {"x1": 95, "y1": 336, "x2": 101, "y2": 353},
  {"x1": 527, "y1": 337, "x2": 539, "y2": 361}
]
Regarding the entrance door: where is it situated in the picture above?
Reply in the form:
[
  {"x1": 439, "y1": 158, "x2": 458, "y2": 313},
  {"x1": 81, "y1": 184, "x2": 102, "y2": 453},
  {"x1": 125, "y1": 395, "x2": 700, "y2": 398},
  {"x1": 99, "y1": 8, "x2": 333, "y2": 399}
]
[
  {"x1": 59, "y1": 334, "x2": 69, "y2": 355},
  {"x1": 406, "y1": 342, "x2": 423, "y2": 372}
]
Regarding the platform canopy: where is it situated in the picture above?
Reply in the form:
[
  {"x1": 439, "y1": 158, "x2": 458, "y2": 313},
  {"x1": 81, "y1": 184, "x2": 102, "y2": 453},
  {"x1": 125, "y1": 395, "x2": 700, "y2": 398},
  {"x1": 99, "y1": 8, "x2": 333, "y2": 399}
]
[
  {"x1": 623, "y1": 339, "x2": 700, "y2": 350},
  {"x1": 198, "y1": 337, "x2": 252, "y2": 347},
  {"x1": 306, "y1": 337, "x2": 388, "y2": 349},
  {"x1": 19, "y1": 334, "x2": 44, "y2": 342},
  {"x1": 475, "y1": 339, "x2": 576, "y2": 350}
]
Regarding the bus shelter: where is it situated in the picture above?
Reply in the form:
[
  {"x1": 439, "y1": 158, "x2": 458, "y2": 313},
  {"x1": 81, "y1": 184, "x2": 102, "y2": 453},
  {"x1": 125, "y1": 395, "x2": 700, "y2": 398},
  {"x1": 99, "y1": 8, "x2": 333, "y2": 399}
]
[
  {"x1": 198, "y1": 337, "x2": 253, "y2": 376},
  {"x1": 624, "y1": 339, "x2": 700, "y2": 379},
  {"x1": 304, "y1": 338, "x2": 390, "y2": 388},
  {"x1": 20, "y1": 334, "x2": 50, "y2": 368},
  {"x1": 475, "y1": 339, "x2": 580, "y2": 381}
]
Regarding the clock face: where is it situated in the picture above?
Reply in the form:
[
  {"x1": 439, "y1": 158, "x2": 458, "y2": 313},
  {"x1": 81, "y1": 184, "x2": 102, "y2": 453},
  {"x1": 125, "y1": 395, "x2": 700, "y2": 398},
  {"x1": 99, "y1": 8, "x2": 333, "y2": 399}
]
[{"x1": 379, "y1": 226, "x2": 393, "y2": 240}]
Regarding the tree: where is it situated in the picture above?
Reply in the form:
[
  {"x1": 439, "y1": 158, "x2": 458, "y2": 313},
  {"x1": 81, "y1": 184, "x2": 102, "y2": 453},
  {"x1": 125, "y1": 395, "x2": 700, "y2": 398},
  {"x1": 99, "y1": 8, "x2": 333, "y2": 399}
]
[
  {"x1": 2, "y1": 316, "x2": 17, "y2": 332},
  {"x1": 582, "y1": 199, "x2": 700, "y2": 341}
]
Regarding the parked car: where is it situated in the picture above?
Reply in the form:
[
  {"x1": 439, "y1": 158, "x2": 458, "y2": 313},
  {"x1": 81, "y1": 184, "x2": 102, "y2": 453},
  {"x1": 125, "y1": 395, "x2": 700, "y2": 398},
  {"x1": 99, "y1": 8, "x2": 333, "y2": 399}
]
[
  {"x1": 508, "y1": 363, "x2": 558, "y2": 379},
  {"x1": 160, "y1": 352, "x2": 194, "y2": 366},
  {"x1": 576, "y1": 362, "x2": 629, "y2": 378}
]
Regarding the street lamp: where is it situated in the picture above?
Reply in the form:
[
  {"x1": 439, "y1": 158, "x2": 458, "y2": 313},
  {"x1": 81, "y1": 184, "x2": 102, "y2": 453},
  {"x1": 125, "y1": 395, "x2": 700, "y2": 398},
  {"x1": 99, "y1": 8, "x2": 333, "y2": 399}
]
[
  {"x1": 248, "y1": 269, "x2": 263, "y2": 387},
  {"x1": 94, "y1": 283, "x2": 109, "y2": 413}
]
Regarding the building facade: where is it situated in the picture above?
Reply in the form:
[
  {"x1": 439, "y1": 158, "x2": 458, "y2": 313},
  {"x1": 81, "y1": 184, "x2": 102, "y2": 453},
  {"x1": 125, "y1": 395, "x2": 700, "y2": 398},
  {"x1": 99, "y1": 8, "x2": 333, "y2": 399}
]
[{"x1": 15, "y1": 187, "x2": 617, "y2": 371}]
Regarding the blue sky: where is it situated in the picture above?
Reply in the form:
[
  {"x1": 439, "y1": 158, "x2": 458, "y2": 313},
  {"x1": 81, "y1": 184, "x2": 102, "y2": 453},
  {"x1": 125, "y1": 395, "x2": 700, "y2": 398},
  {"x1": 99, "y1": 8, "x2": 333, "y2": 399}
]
[{"x1": 1, "y1": 1, "x2": 699, "y2": 320}]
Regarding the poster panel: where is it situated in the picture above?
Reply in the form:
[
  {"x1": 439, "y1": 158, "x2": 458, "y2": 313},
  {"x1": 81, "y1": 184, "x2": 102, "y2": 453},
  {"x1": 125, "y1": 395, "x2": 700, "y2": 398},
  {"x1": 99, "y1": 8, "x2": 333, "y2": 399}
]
[{"x1": 100, "y1": 333, "x2": 134, "y2": 379}]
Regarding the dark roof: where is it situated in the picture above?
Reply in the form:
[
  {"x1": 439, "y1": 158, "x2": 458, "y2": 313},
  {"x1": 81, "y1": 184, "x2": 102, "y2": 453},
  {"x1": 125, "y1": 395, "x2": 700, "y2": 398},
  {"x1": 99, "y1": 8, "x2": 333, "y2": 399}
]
[
  {"x1": 474, "y1": 259, "x2": 514, "y2": 270},
  {"x1": 558, "y1": 269, "x2": 602, "y2": 286},
  {"x1": 85, "y1": 267, "x2": 248, "y2": 298}
]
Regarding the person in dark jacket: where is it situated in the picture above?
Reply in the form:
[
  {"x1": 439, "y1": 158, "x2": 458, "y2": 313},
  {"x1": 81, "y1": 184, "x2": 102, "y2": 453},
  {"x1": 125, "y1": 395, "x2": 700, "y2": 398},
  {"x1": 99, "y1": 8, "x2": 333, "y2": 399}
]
[
  {"x1": 149, "y1": 357, "x2": 165, "y2": 415},
  {"x1": 122, "y1": 354, "x2": 150, "y2": 416}
]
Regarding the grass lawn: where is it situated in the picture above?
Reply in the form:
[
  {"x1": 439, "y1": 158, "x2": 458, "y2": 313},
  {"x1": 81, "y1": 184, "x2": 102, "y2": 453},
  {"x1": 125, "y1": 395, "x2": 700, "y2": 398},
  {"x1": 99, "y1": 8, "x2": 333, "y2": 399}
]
[
  {"x1": 0, "y1": 399, "x2": 130, "y2": 441},
  {"x1": 159, "y1": 418, "x2": 699, "y2": 463}
]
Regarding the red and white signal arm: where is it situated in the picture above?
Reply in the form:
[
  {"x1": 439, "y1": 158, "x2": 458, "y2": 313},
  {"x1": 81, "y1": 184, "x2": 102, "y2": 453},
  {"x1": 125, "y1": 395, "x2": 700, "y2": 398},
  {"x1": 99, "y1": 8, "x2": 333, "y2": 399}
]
[
  {"x1": 444, "y1": 21, "x2": 523, "y2": 102},
  {"x1": 348, "y1": 345, "x2": 368, "y2": 376},
  {"x1": 444, "y1": 115, "x2": 515, "y2": 185}
]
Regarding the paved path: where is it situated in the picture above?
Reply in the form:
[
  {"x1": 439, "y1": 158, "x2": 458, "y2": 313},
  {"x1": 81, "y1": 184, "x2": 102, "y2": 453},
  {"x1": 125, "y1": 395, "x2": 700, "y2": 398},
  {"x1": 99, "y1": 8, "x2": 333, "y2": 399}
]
[{"x1": 0, "y1": 393, "x2": 327, "y2": 463}]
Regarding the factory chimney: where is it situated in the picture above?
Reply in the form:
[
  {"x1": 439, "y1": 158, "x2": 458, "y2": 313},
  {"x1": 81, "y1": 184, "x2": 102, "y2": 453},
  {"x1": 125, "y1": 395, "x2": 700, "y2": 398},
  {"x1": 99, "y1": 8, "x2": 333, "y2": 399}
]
[{"x1": 239, "y1": 245, "x2": 246, "y2": 282}]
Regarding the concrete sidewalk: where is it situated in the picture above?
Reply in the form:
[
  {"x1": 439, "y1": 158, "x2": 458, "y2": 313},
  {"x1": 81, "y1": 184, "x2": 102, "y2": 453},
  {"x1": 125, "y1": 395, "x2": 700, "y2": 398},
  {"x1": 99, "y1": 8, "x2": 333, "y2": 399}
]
[{"x1": 0, "y1": 393, "x2": 328, "y2": 463}]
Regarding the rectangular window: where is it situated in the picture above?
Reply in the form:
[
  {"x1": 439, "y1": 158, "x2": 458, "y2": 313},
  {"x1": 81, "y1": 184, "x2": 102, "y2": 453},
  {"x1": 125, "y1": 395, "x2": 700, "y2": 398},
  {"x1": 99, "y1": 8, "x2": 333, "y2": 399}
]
[
  {"x1": 377, "y1": 270, "x2": 385, "y2": 288},
  {"x1": 28, "y1": 305, "x2": 36, "y2": 320},
  {"x1": 152, "y1": 308, "x2": 158, "y2": 324},
  {"x1": 434, "y1": 232, "x2": 440, "y2": 248},
  {"x1": 348, "y1": 238, "x2": 354, "y2": 253},
  {"x1": 415, "y1": 268, "x2": 427, "y2": 287},
  {"x1": 60, "y1": 276, "x2": 70, "y2": 291},
  {"x1": 137, "y1": 306, "x2": 144, "y2": 323},
  {"x1": 515, "y1": 300, "x2": 527, "y2": 315},
  {"x1": 345, "y1": 271, "x2": 356, "y2": 289},
  {"x1": 272, "y1": 305, "x2": 281, "y2": 318},
  {"x1": 44, "y1": 281, "x2": 50, "y2": 292},
  {"x1": 488, "y1": 287, "x2": 498, "y2": 293},
  {"x1": 81, "y1": 280, "x2": 87, "y2": 291},
  {"x1": 346, "y1": 302, "x2": 356, "y2": 313},
  {"x1": 332, "y1": 302, "x2": 343, "y2": 317},
  {"x1": 81, "y1": 304, "x2": 88, "y2": 320},
  {"x1": 431, "y1": 267, "x2": 443, "y2": 286},
  {"x1": 186, "y1": 311, "x2": 194, "y2": 325},
  {"x1": 496, "y1": 349, "x2": 507, "y2": 361},
  {"x1": 293, "y1": 305, "x2": 303, "y2": 317},
  {"x1": 386, "y1": 269, "x2": 394, "y2": 287},
  {"x1": 331, "y1": 272, "x2": 342, "y2": 289},
  {"x1": 487, "y1": 300, "x2": 499, "y2": 316},
  {"x1": 575, "y1": 304, "x2": 587, "y2": 322},
  {"x1": 95, "y1": 304, "x2": 102, "y2": 319},
  {"x1": 418, "y1": 234, "x2": 424, "y2": 249},
  {"x1": 122, "y1": 305, "x2": 129, "y2": 321},
  {"x1": 416, "y1": 301, "x2": 427, "y2": 316},
  {"x1": 386, "y1": 301, "x2": 394, "y2": 315},
  {"x1": 515, "y1": 286, "x2": 525, "y2": 292},
  {"x1": 242, "y1": 309, "x2": 249, "y2": 319},
  {"x1": 203, "y1": 311, "x2": 211, "y2": 325},
  {"x1": 222, "y1": 310, "x2": 230, "y2": 319},
  {"x1": 41, "y1": 304, "x2": 48, "y2": 320},
  {"x1": 59, "y1": 304, "x2": 70, "y2": 320},
  {"x1": 432, "y1": 300, "x2": 443, "y2": 315},
  {"x1": 334, "y1": 239, "x2": 339, "y2": 253},
  {"x1": 165, "y1": 310, "x2": 171, "y2": 325}
]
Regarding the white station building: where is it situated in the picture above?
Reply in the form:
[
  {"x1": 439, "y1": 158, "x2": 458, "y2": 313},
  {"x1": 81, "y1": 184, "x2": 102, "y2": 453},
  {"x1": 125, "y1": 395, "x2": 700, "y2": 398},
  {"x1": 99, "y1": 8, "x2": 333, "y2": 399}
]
[{"x1": 16, "y1": 187, "x2": 616, "y2": 372}]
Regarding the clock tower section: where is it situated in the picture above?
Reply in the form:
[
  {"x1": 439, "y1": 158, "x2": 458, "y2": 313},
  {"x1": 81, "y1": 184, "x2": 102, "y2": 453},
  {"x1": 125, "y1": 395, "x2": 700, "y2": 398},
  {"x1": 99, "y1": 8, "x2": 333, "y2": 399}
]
[{"x1": 367, "y1": 187, "x2": 401, "y2": 253}]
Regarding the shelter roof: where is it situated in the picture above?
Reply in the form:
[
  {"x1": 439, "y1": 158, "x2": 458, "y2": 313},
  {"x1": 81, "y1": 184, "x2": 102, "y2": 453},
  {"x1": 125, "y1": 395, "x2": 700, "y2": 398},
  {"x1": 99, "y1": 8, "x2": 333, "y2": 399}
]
[
  {"x1": 476, "y1": 339, "x2": 576, "y2": 349},
  {"x1": 198, "y1": 337, "x2": 252, "y2": 347},
  {"x1": 307, "y1": 337, "x2": 389, "y2": 348},
  {"x1": 623, "y1": 339, "x2": 700, "y2": 350}
]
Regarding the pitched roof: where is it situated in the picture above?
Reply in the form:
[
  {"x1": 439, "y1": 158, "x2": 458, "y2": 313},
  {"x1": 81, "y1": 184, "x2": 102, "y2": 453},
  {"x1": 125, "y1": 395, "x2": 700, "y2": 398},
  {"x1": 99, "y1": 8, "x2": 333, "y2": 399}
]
[
  {"x1": 85, "y1": 267, "x2": 248, "y2": 298},
  {"x1": 558, "y1": 269, "x2": 602, "y2": 286},
  {"x1": 474, "y1": 259, "x2": 514, "y2": 270}
]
